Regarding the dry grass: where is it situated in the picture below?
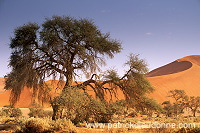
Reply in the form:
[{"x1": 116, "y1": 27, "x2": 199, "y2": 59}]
[{"x1": 0, "y1": 116, "x2": 200, "y2": 133}]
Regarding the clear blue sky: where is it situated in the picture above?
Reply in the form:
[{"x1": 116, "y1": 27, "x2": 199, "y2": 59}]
[{"x1": 0, "y1": 0, "x2": 200, "y2": 78}]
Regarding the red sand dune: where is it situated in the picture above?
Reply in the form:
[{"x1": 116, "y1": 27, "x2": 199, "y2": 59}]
[
  {"x1": 0, "y1": 78, "x2": 10, "y2": 107},
  {"x1": 0, "y1": 78, "x2": 36, "y2": 108},
  {"x1": 0, "y1": 55, "x2": 200, "y2": 107},
  {"x1": 0, "y1": 88, "x2": 32, "y2": 108},
  {"x1": 0, "y1": 77, "x2": 5, "y2": 93},
  {"x1": 148, "y1": 55, "x2": 200, "y2": 103}
]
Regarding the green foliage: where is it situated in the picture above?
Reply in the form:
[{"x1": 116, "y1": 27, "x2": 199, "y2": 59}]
[
  {"x1": 0, "y1": 106, "x2": 22, "y2": 117},
  {"x1": 162, "y1": 100, "x2": 184, "y2": 117},
  {"x1": 166, "y1": 89, "x2": 200, "y2": 117},
  {"x1": 50, "y1": 87, "x2": 124, "y2": 124},
  {"x1": 166, "y1": 90, "x2": 188, "y2": 117},
  {"x1": 125, "y1": 54, "x2": 149, "y2": 74},
  {"x1": 186, "y1": 96, "x2": 200, "y2": 117},
  {"x1": 103, "y1": 69, "x2": 120, "y2": 81},
  {"x1": 5, "y1": 15, "x2": 121, "y2": 106},
  {"x1": 6, "y1": 15, "x2": 157, "y2": 121},
  {"x1": 168, "y1": 89, "x2": 187, "y2": 102},
  {"x1": 101, "y1": 54, "x2": 157, "y2": 116},
  {"x1": 87, "y1": 99, "x2": 124, "y2": 123},
  {"x1": 138, "y1": 97, "x2": 163, "y2": 116},
  {"x1": 122, "y1": 54, "x2": 154, "y2": 98}
]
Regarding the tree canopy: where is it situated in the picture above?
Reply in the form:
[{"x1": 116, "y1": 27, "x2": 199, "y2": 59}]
[
  {"x1": 5, "y1": 16, "x2": 121, "y2": 105},
  {"x1": 5, "y1": 16, "x2": 156, "y2": 120}
]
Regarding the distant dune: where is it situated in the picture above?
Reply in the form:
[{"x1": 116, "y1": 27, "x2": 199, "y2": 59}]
[
  {"x1": 0, "y1": 78, "x2": 35, "y2": 108},
  {"x1": 148, "y1": 55, "x2": 200, "y2": 103},
  {"x1": 0, "y1": 55, "x2": 200, "y2": 107},
  {"x1": 0, "y1": 77, "x2": 5, "y2": 93}
]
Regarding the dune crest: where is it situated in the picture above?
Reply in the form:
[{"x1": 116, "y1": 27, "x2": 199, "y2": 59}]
[
  {"x1": 147, "y1": 61, "x2": 192, "y2": 77},
  {"x1": 148, "y1": 55, "x2": 200, "y2": 77},
  {"x1": 177, "y1": 55, "x2": 200, "y2": 66}
]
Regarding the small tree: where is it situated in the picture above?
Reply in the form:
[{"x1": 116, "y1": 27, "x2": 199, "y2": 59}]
[
  {"x1": 167, "y1": 90, "x2": 200, "y2": 117},
  {"x1": 162, "y1": 101, "x2": 174, "y2": 117},
  {"x1": 168, "y1": 89, "x2": 187, "y2": 116},
  {"x1": 168, "y1": 89, "x2": 187, "y2": 103},
  {"x1": 186, "y1": 96, "x2": 200, "y2": 117},
  {"x1": 138, "y1": 97, "x2": 163, "y2": 117}
]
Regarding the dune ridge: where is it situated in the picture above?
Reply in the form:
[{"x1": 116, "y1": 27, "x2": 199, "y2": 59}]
[{"x1": 147, "y1": 61, "x2": 192, "y2": 77}]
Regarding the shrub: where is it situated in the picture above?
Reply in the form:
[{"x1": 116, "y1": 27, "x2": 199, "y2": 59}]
[
  {"x1": 15, "y1": 117, "x2": 77, "y2": 133},
  {"x1": 125, "y1": 118, "x2": 139, "y2": 123},
  {"x1": 16, "y1": 117, "x2": 52, "y2": 133},
  {"x1": 0, "y1": 106, "x2": 22, "y2": 117},
  {"x1": 0, "y1": 109, "x2": 7, "y2": 116},
  {"x1": 51, "y1": 87, "x2": 124, "y2": 124},
  {"x1": 28, "y1": 108, "x2": 53, "y2": 118},
  {"x1": 88, "y1": 99, "x2": 124, "y2": 123},
  {"x1": 51, "y1": 118, "x2": 77, "y2": 132},
  {"x1": 176, "y1": 127, "x2": 200, "y2": 133}
]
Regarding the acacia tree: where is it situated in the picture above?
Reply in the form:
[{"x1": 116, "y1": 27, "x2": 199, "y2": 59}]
[
  {"x1": 168, "y1": 90, "x2": 187, "y2": 103},
  {"x1": 167, "y1": 90, "x2": 200, "y2": 117},
  {"x1": 5, "y1": 16, "x2": 155, "y2": 120},
  {"x1": 5, "y1": 16, "x2": 121, "y2": 101},
  {"x1": 168, "y1": 89, "x2": 188, "y2": 117},
  {"x1": 162, "y1": 101, "x2": 173, "y2": 117},
  {"x1": 186, "y1": 96, "x2": 200, "y2": 117}
]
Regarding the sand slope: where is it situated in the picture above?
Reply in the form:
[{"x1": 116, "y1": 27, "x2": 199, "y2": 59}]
[
  {"x1": 0, "y1": 78, "x2": 34, "y2": 108},
  {"x1": 148, "y1": 55, "x2": 200, "y2": 103},
  {"x1": 0, "y1": 55, "x2": 199, "y2": 107}
]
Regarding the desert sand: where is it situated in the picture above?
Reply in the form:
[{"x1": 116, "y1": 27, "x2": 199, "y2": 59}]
[
  {"x1": 148, "y1": 55, "x2": 200, "y2": 103},
  {"x1": 0, "y1": 55, "x2": 200, "y2": 107}
]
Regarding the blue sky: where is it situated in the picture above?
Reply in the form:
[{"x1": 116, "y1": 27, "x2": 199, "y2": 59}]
[{"x1": 0, "y1": 0, "x2": 200, "y2": 78}]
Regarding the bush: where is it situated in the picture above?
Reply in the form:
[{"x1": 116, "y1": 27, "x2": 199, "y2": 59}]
[
  {"x1": 51, "y1": 118, "x2": 77, "y2": 132},
  {"x1": 28, "y1": 108, "x2": 53, "y2": 118},
  {"x1": 88, "y1": 99, "x2": 124, "y2": 123},
  {"x1": 184, "y1": 128, "x2": 200, "y2": 133},
  {"x1": 16, "y1": 117, "x2": 52, "y2": 133},
  {"x1": 0, "y1": 106, "x2": 22, "y2": 117},
  {"x1": 51, "y1": 87, "x2": 124, "y2": 124},
  {"x1": 15, "y1": 117, "x2": 77, "y2": 133}
]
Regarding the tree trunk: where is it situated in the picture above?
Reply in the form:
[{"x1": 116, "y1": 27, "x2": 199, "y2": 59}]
[
  {"x1": 52, "y1": 104, "x2": 63, "y2": 120},
  {"x1": 193, "y1": 109, "x2": 196, "y2": 117},
  {"x1": 52, "y1": 72, "x2": 73, "y2": 120},
  {"x1": 63, "y1": 72, "x2": 73, "y2": 90}
]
